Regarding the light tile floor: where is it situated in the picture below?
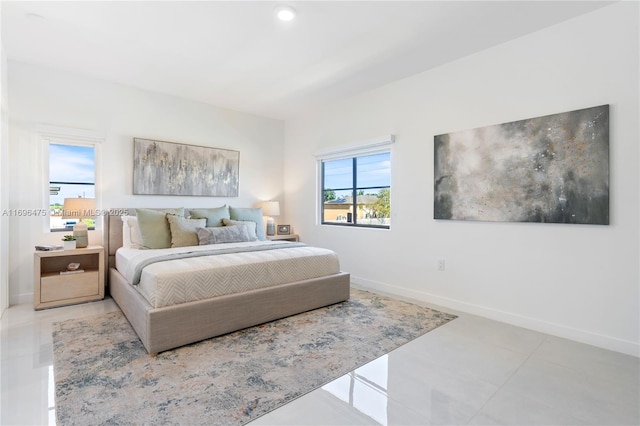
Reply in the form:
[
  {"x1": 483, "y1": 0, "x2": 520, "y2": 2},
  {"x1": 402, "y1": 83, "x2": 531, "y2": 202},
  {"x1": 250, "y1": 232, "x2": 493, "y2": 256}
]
[{"x1": 1, "y1": 292, "x2": 638, "y2": 425}]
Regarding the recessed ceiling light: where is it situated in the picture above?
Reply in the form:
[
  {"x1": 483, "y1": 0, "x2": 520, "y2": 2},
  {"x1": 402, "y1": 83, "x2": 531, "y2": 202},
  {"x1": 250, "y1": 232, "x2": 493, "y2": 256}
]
[{"x1": 275, "y1": 5, "x2": 296, "y2": 22}]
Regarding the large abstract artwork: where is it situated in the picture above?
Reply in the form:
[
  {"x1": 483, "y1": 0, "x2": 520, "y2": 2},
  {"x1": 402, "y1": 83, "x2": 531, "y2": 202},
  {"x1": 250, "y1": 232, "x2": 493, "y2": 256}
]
[
  {"x1": 434, "y1": 105, "x2": 609, "y2": 225},
  {"x1": 133, "y1": 138, "x2": 239, "y2": 196}
]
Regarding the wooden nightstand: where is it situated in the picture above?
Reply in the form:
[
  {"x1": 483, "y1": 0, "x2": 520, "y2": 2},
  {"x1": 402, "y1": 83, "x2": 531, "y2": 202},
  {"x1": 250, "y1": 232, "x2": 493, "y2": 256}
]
[
  {"x1": 267, "y1": 234, "x2": 299, "y2": 242},
  {"x1": 34, "y1": 245, "x2": 105, "y2": 310}
]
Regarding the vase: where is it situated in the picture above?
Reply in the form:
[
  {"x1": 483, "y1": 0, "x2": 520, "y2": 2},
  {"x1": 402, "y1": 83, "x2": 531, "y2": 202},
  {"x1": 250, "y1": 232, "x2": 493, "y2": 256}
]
[{"x1": 63, "y1": 240, "x2": 77, "y2": 250}]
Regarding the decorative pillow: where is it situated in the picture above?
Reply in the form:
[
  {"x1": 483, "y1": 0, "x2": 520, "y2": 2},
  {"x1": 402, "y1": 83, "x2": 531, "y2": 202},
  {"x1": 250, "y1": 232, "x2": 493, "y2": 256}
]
[
  {"x1": 229, "y1": 207, "x2": 266, "y2": 241},
  {"x1": 135, "y1": 208, "x2": 185, "y2": 249},
  {"x1": 197, "y1": 226, "x2": 253, "y2": 245},
  {"x1": 188, "y1": 206, "x2": 230, "y2": 227},
  {"x1": 121, "y1": 215, "x2": 143, "y2": 249},
  {"x1": 167, "y1": 214, "x2": 206, "y2": 248},
  {"x1": 222, "y1": 218, "x2": 258, "y2": 241}
]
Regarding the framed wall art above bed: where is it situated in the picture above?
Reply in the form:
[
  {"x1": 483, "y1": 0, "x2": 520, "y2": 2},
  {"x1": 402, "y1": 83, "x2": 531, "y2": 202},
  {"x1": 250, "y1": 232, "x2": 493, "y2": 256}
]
[{"x1": 133, "y1": 138, "x2": 240, "y2": 197}]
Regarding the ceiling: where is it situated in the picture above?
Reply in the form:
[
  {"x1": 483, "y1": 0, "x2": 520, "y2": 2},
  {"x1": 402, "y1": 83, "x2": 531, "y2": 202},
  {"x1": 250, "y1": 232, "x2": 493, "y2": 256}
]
[{"x1": 2, "y1": 1, "x2": 612, "y2": 120}]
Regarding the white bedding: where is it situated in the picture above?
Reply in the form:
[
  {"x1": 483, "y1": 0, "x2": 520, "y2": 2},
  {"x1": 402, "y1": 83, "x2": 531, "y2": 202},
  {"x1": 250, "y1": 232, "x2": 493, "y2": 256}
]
[{"x1": 116, "y1": 241, "x2": 341, "y2": 308}]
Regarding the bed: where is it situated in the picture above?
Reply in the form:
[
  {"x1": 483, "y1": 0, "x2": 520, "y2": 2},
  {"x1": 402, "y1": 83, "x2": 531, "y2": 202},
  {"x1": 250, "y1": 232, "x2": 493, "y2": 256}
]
[{"x1": 103, "y1": 207, "x2": 350, "y2": 355}]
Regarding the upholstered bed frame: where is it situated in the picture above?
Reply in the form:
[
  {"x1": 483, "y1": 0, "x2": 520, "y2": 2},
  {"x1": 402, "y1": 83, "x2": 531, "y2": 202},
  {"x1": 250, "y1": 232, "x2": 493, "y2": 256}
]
[{"x1": 103, "y1": 209, "x2": 351, "y2": 355}]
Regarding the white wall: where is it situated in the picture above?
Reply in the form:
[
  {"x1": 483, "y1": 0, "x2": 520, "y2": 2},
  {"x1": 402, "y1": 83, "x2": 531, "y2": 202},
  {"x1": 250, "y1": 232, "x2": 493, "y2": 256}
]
[
  {"x1": 0, "y1": 35, "x2": 9, "y2": 316},
  {"x1": 7, "y1": 62, "x2": 284, "y2": 305},
  {"x1": 284, "y1": 2, "x2": 639, "y2": 356}
]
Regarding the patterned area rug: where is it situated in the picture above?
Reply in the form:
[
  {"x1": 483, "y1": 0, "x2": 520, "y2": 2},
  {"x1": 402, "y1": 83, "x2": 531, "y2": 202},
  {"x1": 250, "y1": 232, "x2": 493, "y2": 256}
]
[{"x1": 53, "y1": 289, "x2": 456, "y2": 425}]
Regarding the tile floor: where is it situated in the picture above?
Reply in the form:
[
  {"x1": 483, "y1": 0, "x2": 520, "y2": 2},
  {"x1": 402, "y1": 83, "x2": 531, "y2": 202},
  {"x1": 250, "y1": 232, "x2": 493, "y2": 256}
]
[{"x1": 1, "y1": 291, "x2": 638, "y2": 425}]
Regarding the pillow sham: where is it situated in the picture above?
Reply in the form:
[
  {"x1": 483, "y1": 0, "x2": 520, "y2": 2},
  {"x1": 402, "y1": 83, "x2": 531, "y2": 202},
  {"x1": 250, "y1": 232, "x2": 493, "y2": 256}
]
[
  {"x1": 121, "y1": 215, "x2": 143, "y2": 249},
  {"x1": 188, "y1": 206, "x2": 230, "y2": 227},
  {"x1": 135, "y1": 208, "x2": 185, "y2": 249},
  {"x1": 229, "y1": 207, "x2": 266, "y2": 241},
  {"x1": 197, "y1": 225, "x2": 253, "y2": 245},
  {"x1": 167, "y1": 214, "x2": 206, "y2": 248},
  {"x1": 222, "y1": 218, "x2": 259, "y2": 241}
]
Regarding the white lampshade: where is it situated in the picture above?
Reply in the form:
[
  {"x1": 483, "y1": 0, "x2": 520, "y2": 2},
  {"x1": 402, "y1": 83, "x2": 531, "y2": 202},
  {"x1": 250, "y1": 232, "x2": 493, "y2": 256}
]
[
  {"x1": 62, "y1": 197, "x2": 96, "y2": 219},
  {"x1": 261, "y1": 201, "x2": 280, "y2": 217},
  {"x1": 62, "y1": 198, "x2": 95, "y2": 248}
]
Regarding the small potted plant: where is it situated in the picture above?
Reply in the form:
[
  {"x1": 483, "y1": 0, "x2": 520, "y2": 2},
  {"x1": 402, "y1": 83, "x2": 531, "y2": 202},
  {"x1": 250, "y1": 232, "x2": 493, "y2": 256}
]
[{"x1": 62, "y1": 235, "x2": 77, "y2": 250}]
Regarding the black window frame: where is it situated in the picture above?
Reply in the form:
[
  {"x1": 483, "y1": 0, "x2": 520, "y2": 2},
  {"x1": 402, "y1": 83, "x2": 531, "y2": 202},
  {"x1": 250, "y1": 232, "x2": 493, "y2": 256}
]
[{"x1": 321, "y1": 154, "x2": 390, "y2": 229}]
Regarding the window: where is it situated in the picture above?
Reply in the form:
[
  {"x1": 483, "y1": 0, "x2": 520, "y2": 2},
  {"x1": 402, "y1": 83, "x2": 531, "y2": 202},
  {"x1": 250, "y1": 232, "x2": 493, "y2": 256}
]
[
  {"x1": 39, "y1": 126, "x2": 102, "y2": 233},
  {"x1": 318, "y1": 135, "x2": 393, "y2": 229},
  {"x1": 48, "y1": 142, "x2": 96, "y2": 232}
]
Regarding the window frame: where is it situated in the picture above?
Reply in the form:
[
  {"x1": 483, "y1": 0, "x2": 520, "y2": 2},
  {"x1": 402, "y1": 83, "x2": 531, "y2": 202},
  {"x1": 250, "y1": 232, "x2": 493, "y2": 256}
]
[
  {"x1": 39, "y1": 126, "x2": 103, "y2": 233},
  {"x1": 316, "y1": 135, "x2": 394, "y2": 229}
]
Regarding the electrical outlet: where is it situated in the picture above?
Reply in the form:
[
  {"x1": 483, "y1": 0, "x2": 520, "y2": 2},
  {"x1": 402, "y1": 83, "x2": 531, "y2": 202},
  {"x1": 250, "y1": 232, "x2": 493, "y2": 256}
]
[{"x1": 437, "y1": 259, "x2": 445, "y2": 271}]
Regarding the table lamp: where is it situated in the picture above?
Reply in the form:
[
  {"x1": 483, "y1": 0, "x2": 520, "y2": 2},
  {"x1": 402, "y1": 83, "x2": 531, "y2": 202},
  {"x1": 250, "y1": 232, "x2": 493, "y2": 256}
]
[{"x1": 62, "y1": 197, "x2": 95, "y2": 248}]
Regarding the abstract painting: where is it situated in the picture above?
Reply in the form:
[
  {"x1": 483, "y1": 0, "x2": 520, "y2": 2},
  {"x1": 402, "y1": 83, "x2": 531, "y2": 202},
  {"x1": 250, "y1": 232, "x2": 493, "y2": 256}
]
[
  {"x1": 434, "y1": 105, "x2": 609, "y2": 225},
  {"x1": 133, "y1": 138, "x2": 239, "y2": 196}
]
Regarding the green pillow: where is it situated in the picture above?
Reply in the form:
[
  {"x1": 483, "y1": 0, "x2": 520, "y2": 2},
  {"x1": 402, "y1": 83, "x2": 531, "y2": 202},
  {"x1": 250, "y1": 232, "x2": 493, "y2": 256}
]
[
  {"x1": 188, "y1": 206, "x2": 230, "y2": 227},
  {"x1": 229, "y1": 207, "x2": 265, "y2": 241},
  {"x1": 135, "y1": 208, "x2": 185, "y2": 249}
]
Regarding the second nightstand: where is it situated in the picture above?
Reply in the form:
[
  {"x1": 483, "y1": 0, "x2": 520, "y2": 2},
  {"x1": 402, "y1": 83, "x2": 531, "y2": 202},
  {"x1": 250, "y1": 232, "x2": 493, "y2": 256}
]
[{"x1": 267, "y1": 234, "x2": 300, "y2": 242}]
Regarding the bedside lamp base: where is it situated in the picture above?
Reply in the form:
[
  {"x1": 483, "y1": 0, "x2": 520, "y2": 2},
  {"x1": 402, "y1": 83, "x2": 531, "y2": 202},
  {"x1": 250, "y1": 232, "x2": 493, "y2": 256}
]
[
  {"x1": 266, "y1": 218, "x2": 276, "y2": 236},
  {"x1": 73, "y1": 222, "x2": 89, "y2": 248}
]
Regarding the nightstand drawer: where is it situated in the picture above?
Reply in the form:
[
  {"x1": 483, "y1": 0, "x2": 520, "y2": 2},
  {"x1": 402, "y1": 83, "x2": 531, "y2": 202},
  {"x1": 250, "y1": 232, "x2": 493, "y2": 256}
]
[{"x1": 40, "y1": 271, "x2": 100, "y2": 303}]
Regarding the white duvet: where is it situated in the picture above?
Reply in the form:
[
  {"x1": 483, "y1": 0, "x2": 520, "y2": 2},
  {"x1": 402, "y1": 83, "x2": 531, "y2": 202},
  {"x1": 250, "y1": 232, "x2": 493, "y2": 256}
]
[{"x1": 116, "y1": 241, "x2": 341, "y2": 308}]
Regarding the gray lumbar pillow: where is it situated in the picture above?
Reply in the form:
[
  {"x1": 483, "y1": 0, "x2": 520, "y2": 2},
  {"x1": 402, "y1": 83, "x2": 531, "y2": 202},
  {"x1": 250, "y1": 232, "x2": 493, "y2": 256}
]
[{"x1": 197, "y1": 225, "x2": 253, "y2": 245}]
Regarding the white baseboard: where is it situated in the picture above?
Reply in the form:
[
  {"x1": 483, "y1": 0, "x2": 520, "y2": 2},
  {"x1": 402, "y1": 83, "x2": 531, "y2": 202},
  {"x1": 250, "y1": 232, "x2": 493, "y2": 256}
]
[
  {"x1": 351, "y1": 276, "x2": 639, "y2": 358},
  {"x1": 11, "y1": 292, "x2": 32, "y2": 307}
]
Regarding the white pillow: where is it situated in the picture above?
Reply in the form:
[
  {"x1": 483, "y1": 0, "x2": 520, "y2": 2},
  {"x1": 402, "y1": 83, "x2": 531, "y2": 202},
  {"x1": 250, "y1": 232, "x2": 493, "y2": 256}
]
[
  {"x1": 121, "y1": 215, "x2": 143, "y2": 249},
  {"x1": 222, "y1": 218, "x2": 258, "y2": 241}
]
